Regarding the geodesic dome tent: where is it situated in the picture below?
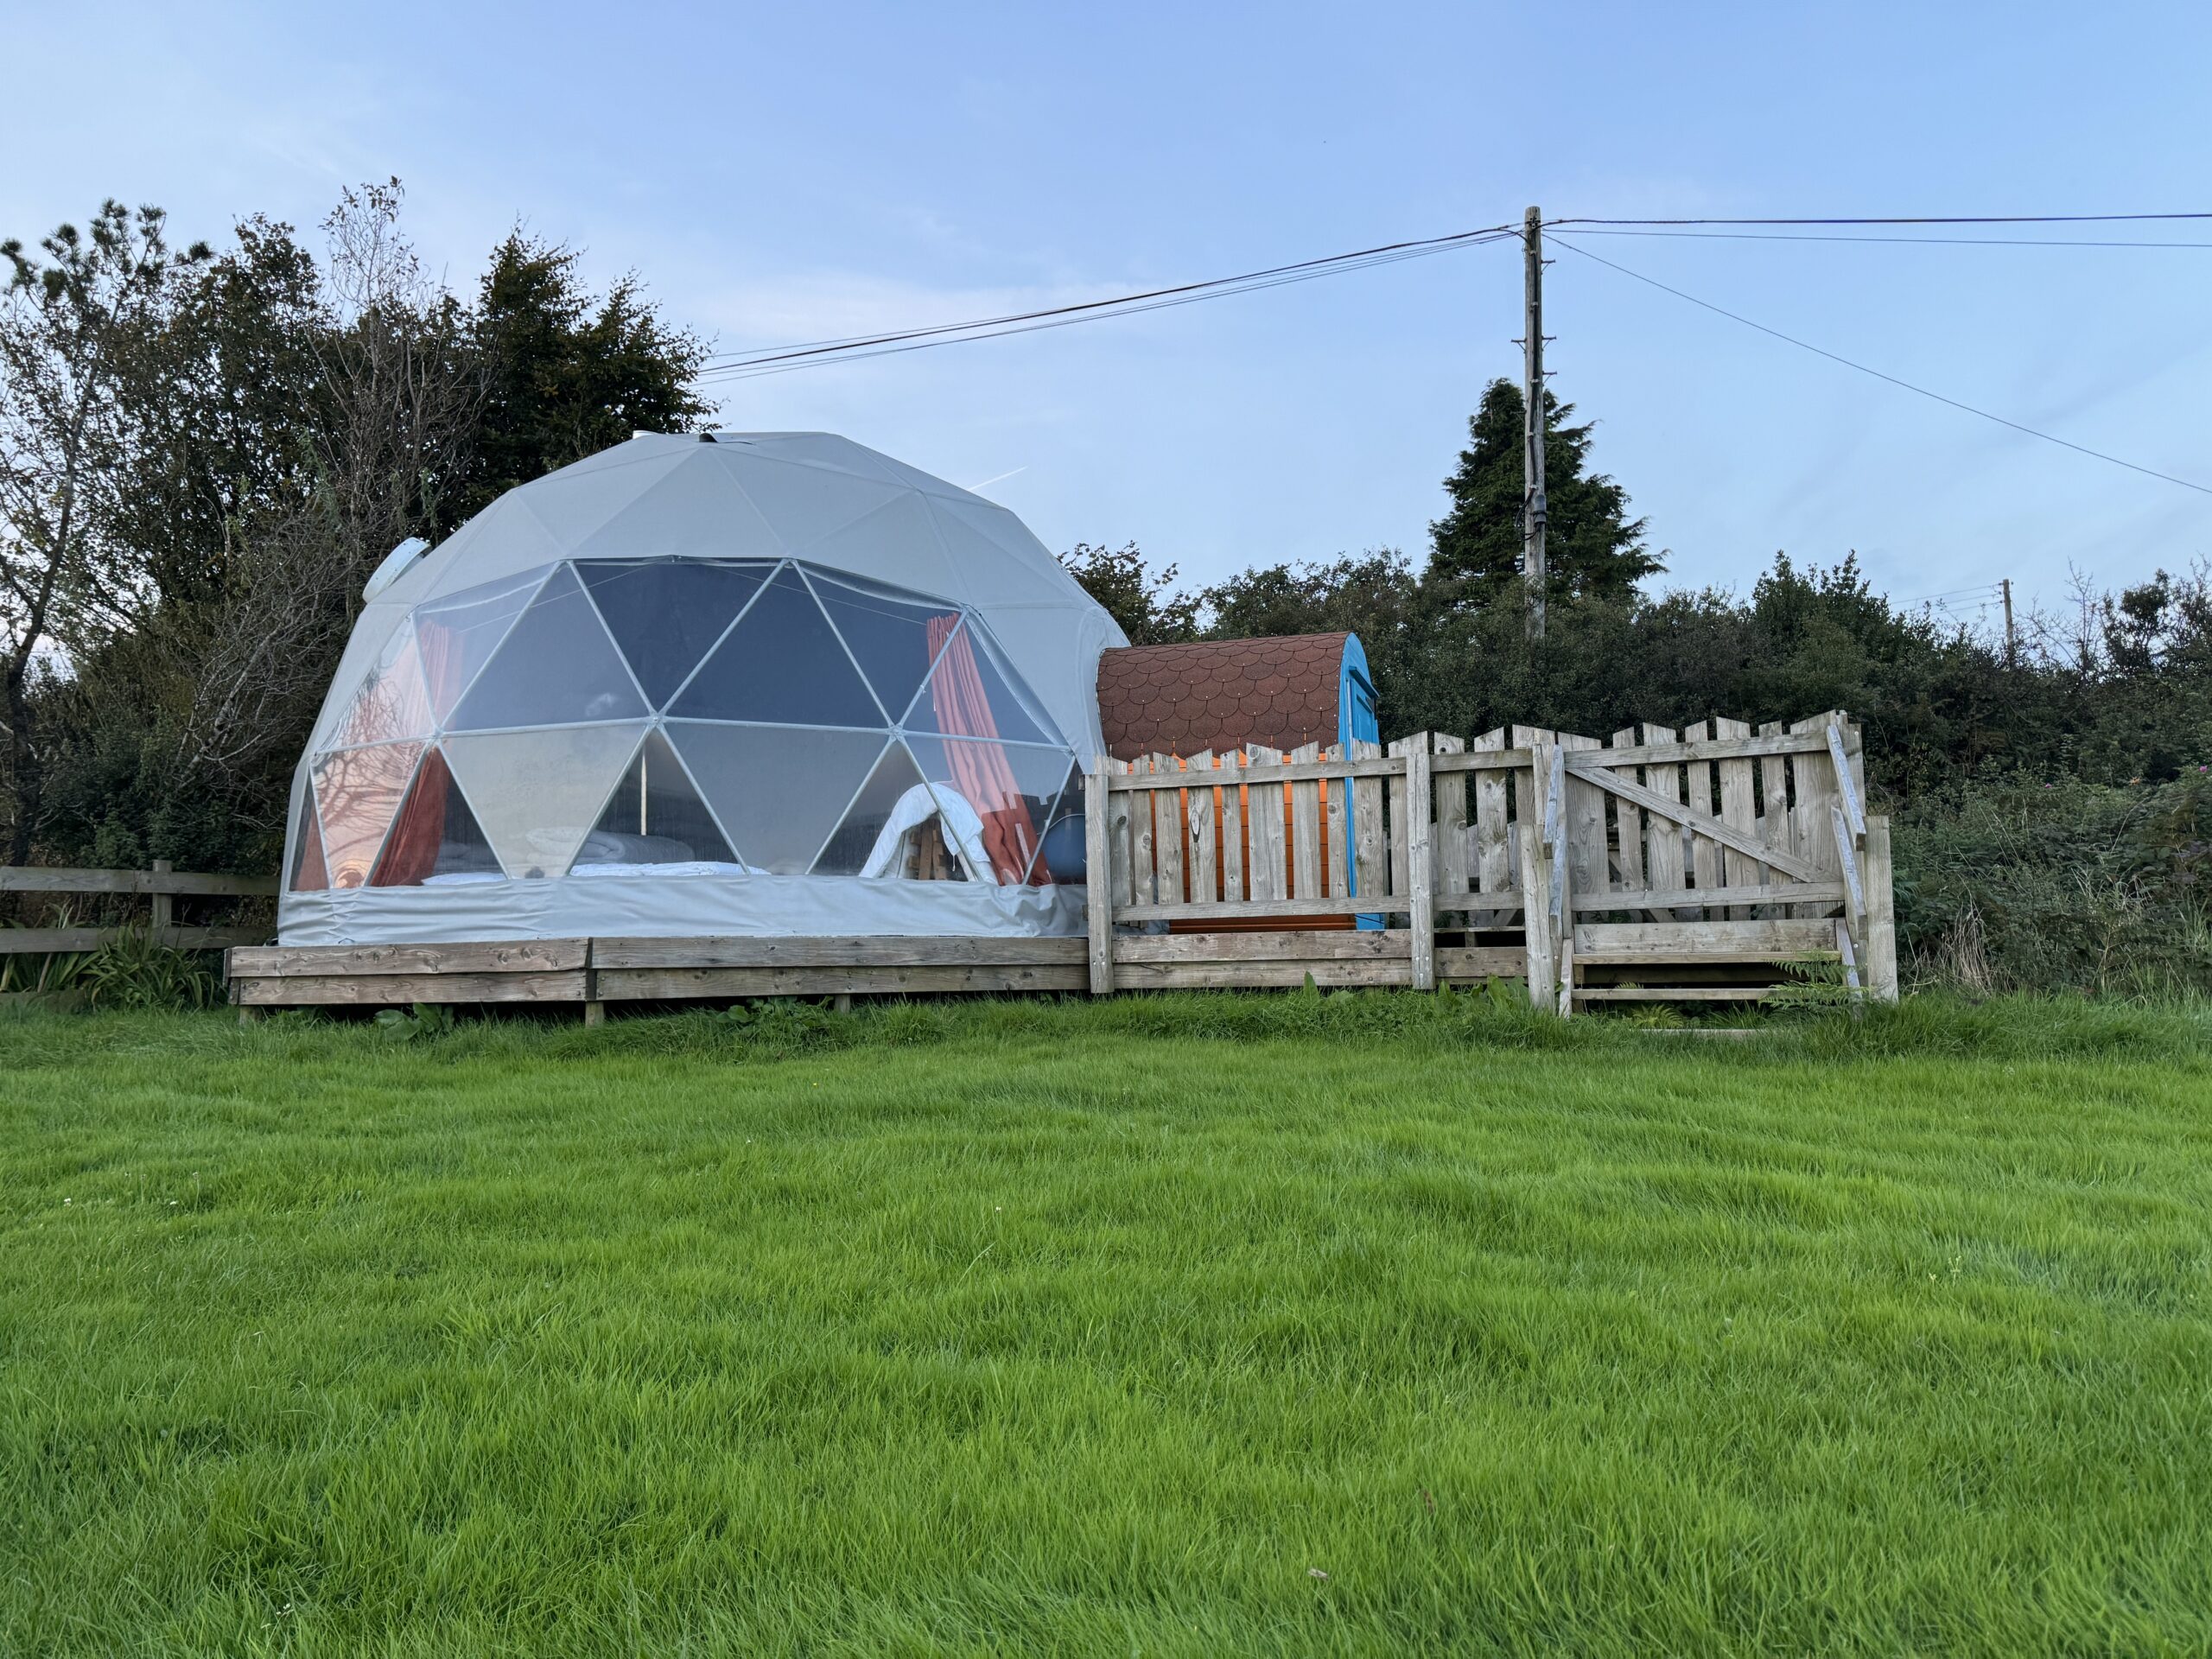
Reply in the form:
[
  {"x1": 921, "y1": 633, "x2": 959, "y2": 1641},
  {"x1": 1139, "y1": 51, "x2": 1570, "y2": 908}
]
[{"x1": 280, "y1": 432, "x2": 1127, "y2": 946}]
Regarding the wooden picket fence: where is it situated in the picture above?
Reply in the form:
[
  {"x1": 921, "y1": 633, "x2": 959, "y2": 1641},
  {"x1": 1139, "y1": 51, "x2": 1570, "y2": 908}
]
[{"x1": 1083, "y1": 711, "x2": 1897, "y2": 1011}]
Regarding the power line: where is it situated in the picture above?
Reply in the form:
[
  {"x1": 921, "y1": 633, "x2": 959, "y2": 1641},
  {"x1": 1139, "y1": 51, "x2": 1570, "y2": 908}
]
[
  {"x1": 1548, "y1": 234, "x2": 2212, "y2": 499},
  {"x1": 703, "y1": 236, "x2": 1523, "y2": 383},
  {"x1": 1904, "y1": 582, "x2": 2006, "y2": 606},
  {"x1": 700, "y1": 221, "x2": 1520, "y2": 378},
  {"x1": 1561, "y1": 227, "x2": 2212, "y2": 250},
  {"x1": 1552, "y1": 212, "x2": 2212, "y2": 227}
]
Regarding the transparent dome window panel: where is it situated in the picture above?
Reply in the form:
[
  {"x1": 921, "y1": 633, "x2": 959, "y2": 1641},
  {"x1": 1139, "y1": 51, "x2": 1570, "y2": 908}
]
[
  {"x1": 578, "y1": 729, "x2": 740, "y2": 870},
  {"x1": 414, "y1": 568, "x2": 552, "y2": 724},
  {"x1": 904, "y1": 735, "x2": 1076, "y2": 885},
  {"x1": 1033, "y1": 761, "x2": 1088, "y2": 883},
  {"x1": 576, "y1": 559, "x2": 773, "y2": 708},
  {"x1": 289, "y1": 791, "x2": 329, "y2": 892},
  {"x1": 448, "y1": 564, "x2": 650, "y2": 732},
  {"x1": 371, "y1": 747, "x2": 499, "y2": 887},
  {"x1": 812, "y1": 741, "x2": 933, "y2": 876},
  {"x1": 312, "y1": 741, "x2": 424, "y2": 890},
  {"x1": 803, "y1": 569, "x2": 962, "y2": 726},
  {"x1": 666, "y1": 721, "x2": 888, "y2": 875},
  {"x1": 901, "y1": 620, "x2": 1057, "y2": 747},
  {"x1": 666, "y1": 565, "x2": 881, "y2": 728},
  {"x1": 331, "y1": 629, "x2": 433, "y2": 749},
  {"x1": 442, "y1": 722, "x2": 649, "y2": 878}
]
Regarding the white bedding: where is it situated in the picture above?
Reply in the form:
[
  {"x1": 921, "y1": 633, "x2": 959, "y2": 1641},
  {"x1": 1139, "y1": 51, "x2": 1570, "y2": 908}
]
[{"x1": 568, "y1": 859, "x2": 760, "y2": 879}]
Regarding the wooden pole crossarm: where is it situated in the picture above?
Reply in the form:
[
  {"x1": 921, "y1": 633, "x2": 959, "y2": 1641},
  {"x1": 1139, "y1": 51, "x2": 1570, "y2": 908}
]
[{"x1": 1562, "y1": 753, "x2": 1825, "y2": 883}]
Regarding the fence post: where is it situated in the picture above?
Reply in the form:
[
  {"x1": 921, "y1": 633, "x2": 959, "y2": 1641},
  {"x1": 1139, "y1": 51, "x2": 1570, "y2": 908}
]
[
  {"x1": 1519, "y1": 809, "x2": 1555, "y2": 1008},
  {"x1": 150, "y1": 858, "x2": 173, "y2": 941},
  {"x1": 1406, "y1": 737, "x2": 1434, "y2": 990},
  {"x1": 1862, "y1": 815, "x2": 1898, "y2": 1002},
  {"x1": 1554, "y1": 828, "x2": 1575, "y2": 1018},
  {"x1": 1085, "y1": 756, "x2": 1114, "y2": 995}
]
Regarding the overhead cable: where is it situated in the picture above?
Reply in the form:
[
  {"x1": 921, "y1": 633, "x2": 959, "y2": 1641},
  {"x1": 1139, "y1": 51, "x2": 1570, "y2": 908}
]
[
  {"x1": 1551, "y1": 212, "x2": 2212, "y2": 227},
  {"x1": 1548, "y1": 235, "x2": 2212, "y2": 499},
  {"x1": 699, "y1": 222, "x2": 1520, "y2": 379},
  {"x1": 1559, "y1": 227, "x2": 2212, "y2": 250}
]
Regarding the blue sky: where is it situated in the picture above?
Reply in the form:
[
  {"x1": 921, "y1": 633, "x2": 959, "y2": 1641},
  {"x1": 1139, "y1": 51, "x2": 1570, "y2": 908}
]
[{"x1": 10, "y1": 2, "x2": 2209, "y2": 626}]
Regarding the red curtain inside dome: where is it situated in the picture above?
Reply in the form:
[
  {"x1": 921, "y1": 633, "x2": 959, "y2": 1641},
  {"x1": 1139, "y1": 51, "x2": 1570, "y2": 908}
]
[{"x1": 925, "y1": 618, "x2": 1044, "y2": 884}]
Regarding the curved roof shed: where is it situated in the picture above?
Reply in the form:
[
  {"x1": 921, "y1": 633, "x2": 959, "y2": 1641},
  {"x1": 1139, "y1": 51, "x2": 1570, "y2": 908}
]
[{"x1": 1096, "y1": 632, "x2": 1379, "y2": 761}]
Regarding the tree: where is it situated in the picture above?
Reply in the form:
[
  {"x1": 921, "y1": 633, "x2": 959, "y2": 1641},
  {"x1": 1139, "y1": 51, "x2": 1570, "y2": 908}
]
[
  {"x1": 1425, "y1": 378, "x2": 1661, "y2": 614},
  {"x1": 0, "y1": 202, "x2": 207, "y2": 861},
  {"x1": 449, "y1": 233, "x2": 710, "y2": 525},
  {"x1": 1057, "y1": 541, "x2": 1199, "y2": 645},
  {"x1": 15, "y1": 185, "x2": 723, "y2": 871},
  {"x1": 109, "y1": 214, "x2": 327, "y2": 609}
]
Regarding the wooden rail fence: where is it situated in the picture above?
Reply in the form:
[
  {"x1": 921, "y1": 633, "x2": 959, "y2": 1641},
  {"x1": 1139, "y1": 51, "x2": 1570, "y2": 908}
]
[
  {"x1": 0, "y1": 861, "x2": 274, "y2": 954},
  {"x1": 1084, "y1": 712, "x2": 1897, "y2": 1011}
]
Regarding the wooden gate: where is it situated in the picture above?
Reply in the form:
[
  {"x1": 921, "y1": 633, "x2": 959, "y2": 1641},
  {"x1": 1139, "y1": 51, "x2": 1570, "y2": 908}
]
[{"x1": 1084, "y1": 711, "x2": 1896, "y2": 1010}]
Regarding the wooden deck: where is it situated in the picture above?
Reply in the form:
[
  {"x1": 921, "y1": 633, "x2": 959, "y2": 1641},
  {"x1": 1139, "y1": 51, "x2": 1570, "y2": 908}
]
[
  {"x1": 226, "y1": 711, "x2": 1897, "y2": 1017},
  {"x1": 228, "y1": 936, "x2": 1090, "y2": 1015}
]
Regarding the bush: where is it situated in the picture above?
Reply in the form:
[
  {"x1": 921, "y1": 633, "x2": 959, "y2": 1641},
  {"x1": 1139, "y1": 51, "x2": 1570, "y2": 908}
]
[{"x1": 1894, "y1": 772, "x2": 2212, "y2": 995}]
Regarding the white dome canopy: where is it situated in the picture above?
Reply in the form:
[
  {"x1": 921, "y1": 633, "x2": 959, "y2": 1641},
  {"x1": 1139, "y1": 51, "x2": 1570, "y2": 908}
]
[{"x1": 281, "y1": 432, "x2": 1125, "y2": 946}]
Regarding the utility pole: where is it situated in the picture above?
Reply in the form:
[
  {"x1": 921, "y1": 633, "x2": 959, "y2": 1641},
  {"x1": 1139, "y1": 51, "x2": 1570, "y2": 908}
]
[
  {"x1": 1521, "y1": 205, "x2": 1548, "y2": 641},
  {"x1": 2000, "y1": 577, "x2": 2017, "y2": 665}
]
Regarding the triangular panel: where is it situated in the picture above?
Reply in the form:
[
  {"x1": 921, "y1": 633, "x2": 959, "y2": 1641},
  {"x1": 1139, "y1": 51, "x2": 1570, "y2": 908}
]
[
  {"x1": 312, "y1": 741, "x2": 424, "y2": 890},
  {"x1": 448, "y1": 564, "x2": 649, "y2": 732},
  {"x1": 576, "y1": 560, "x2": 772, "y2": 708},
  {"x1": 804, "y1": 569, "x2": 963, "y2": 727},
  {"x1": 580, "y1": 729, "x2": 739, "y2": 868},
  {"x1": 414, "y1": 568, "x2": 554, "y2": 724},
  {"x1": 666, "y1": 722, "x2": 887, "y2": 874},
  {"x1": 371, "y1": 747, "x2": 498, "y2": 887},
  {"x1": 900, "y1": 620, "x2": 1057, "y2": 746},
  {"x1": 793, "y1": 493, "x2": 965, "y2": 607},
  {"x1": 905, "y1": 735, "x2": 1076, "y2": 886},
  {"x1": 505, "y1": 447, "x2": 696, "y2": 555},
  {"x1": 731, "y1": 433, "x2": 910, "y2": 486},
  {"x1": 666, "y1": 565, "x2": 882, "y2": 727},
  {"x1": 721, "y1": 450, "x2": 908, "y2": 553},
  {"x1": 289, "y1": 796, "x2": 329, "y2": 892},
  {"x1": 564, "y1": 450, "x2": 785, "y2": 560},
  {"x1": 1029, "y1": 760, "x2": 1087, "y2": 883},
  {"x1": 923, "y1": 496, "x2": 1079, "y2": 607},
  {"x1": 442, "y1": 723, "x2": 649, "y2": 878},
  {"x1": 812, "y1": 741, "x2": 933, "y2": 875},
  {"x1": 332, "y1": 630, "x2": 434, "y2": 748}
]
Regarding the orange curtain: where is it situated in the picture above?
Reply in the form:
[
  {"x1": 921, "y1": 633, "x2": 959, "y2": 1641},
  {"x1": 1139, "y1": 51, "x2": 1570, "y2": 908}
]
[
  {"x1": 926, "y1": 618, "x2": 1043, "y2": 884},
  {"x1": 372, "y1": 747, "x2": 454, "y2": 886}
]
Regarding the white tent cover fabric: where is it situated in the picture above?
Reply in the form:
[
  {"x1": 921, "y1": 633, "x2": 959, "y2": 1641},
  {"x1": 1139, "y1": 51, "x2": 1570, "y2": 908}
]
[{"x1": 280, "y1": 432, "x2": 1126, "y2": 945}]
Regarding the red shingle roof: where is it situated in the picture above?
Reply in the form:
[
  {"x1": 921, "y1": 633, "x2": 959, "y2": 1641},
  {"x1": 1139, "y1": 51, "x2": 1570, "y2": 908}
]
[{"x1": 1096, "y1": 633, "x2": 1349, "y2": 760}]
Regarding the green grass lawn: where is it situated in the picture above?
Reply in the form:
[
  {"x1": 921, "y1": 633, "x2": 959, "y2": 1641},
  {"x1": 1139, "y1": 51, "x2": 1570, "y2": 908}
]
[{"x1": 3, "y1": 994, "x2": 2209, "y2": 1656}]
